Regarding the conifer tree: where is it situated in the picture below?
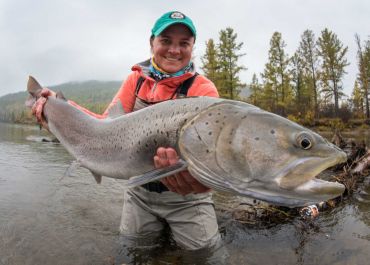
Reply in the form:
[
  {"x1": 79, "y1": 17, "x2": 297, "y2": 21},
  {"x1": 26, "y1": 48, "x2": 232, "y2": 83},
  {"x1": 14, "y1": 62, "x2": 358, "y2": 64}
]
[
  {"x1": 261, "y1": 32, "x2": 292, "y2": 116},
  {"x1": 351, "y1": 80, "x2": 364, "y2": 118},
  {"x1": 297, "y1": 30, "x2": 320, "y2": 118},
  {"x1": 317, "y1": 28, "x2": 349, "y2": 117},
  {"x1": 216, "y1": 27, "x2": 246, "y2": 99},
  {"x1": 248, "y1": 73, "x2": 262, "y2": 105},
  {"x1": 201, "y1": 39, "x2": 220, "y2": 86},
  {"x1": 290, "y1": 52, "x2": 310, "y2": 114},
  {"x1": 355, "y1": 34, "x2": 370, "y2": 118}
]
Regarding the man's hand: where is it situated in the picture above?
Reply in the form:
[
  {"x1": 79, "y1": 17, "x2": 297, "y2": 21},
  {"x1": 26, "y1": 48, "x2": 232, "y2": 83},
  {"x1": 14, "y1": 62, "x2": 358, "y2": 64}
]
[
  {"x1": 31, "y1": 88, "x2": 56, "y2": 130},
  {"x1": 154, "y1": 147, "x2": 211, "y2": 195}
]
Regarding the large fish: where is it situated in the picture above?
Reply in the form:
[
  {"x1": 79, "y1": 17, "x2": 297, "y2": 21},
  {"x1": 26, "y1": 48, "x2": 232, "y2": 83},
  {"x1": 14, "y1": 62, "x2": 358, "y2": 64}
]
[{"x1": 26, "y1": 76, "x2": 347, "y2": 207}]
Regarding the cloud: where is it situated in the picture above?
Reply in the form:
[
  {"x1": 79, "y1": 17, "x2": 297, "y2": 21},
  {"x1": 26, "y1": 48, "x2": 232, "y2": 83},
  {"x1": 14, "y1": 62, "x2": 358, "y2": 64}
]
[{"x1": 0, "y1": 0, "x2": 369, "y2": 97}]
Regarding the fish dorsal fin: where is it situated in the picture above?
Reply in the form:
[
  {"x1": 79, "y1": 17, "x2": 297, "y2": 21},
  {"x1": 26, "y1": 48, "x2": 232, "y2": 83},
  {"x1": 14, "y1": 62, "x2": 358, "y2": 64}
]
[
  {"x1": 124, "y1": 159, "x2": 188, "y2": 188},
  {"x1": 107, "y1": 100, "x2": 126, "y2": 119},
  {"x1": 56, "y1": 91, "x2": 67, "y2": 101},
  {"x1": 27, "y1": 76, "x2": 43, "y2": 97}
]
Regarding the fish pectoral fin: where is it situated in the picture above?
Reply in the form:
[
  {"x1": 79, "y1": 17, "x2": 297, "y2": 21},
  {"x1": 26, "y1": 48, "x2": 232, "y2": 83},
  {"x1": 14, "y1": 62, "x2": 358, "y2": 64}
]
[
  {"x1": 125, "y1": 159, "x2": 188, "y2": 188},
  {"x1": 90, "y1": 171, "x2": 103, "y2": 184}
]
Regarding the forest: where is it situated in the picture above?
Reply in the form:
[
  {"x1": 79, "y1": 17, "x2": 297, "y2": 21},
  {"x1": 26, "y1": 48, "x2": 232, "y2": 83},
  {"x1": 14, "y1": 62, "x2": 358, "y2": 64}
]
[
  {"x1": 201, "y1": 28, "x2": 370, "y2": 129},
  {"x1": 1, "y1": 27, "x2": 369, "y2": 130}
]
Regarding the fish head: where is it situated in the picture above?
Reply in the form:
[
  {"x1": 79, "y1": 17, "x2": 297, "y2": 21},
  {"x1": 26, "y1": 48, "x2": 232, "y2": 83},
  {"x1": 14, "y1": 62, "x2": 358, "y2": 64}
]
[
  {"x1": 179, "y1": 101, "x2": 347, "y2": 207},
  {"x1": 234, "y1": 109, "x2": 346, "y2": 205}
]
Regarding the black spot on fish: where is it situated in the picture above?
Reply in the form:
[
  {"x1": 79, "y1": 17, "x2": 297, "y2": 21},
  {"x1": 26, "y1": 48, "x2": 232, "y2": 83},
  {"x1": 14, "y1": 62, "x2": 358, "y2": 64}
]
[
  {"x1": 218, "y1": 112, "x2": 221, "y2": 115},
  {"x1": 255, "y1": 137, "x2": 259, "y2": 141},
  {"x1": 195, "y1": 107, "x2": 199, "y2": 111},
  {"x1": 145, "y1": 143, "x2": 149, "y2": 148},
  {"x1": 208, "y1": 113, "x2": 212, "y2": 116},
  {"x1": 271, "y1": 129, "x2": 275, "y2": 134},
  {"x1": 191, "y1": 121, "x2": 195, "y2": 125},
  {"x1": 166, "y1": 132, "x2": 170, "y2": 138},
  {"x1": 215, "y1": 120, "x2": 219, "y2": 123},
  {"x1": 242, "y1": 115, "x2": 247, "y2": 119},
  {"x1": 206, "y1": 122, "x2": 209, "y2": 125},
  {"x1": 208, "y1": 132, "x2": 212, "y2": 135},
  {"x1": 154, "y1": 139, "x2": 158, "y2": 145},
  {"x1": 206, "y1": 149, "x2": 210, "y2": 153}
]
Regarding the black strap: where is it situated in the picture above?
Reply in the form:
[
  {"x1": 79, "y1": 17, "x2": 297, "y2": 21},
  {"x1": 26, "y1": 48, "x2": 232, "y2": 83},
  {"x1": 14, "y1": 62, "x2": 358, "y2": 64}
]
[
  {"x1": 176, "y1": 72, "x2": 199, "y2": 97},
  {"x1": 135, "y1": 76, "x2": 146, "y2": 95},
  {"x1": 135, "y1": 73, "x2": 198, "y2": 98}
]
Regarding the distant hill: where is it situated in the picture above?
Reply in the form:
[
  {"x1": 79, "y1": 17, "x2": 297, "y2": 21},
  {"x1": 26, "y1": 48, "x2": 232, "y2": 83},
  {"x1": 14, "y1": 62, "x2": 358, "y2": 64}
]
[
  {"x1": 0, "y1": 79, "x2": 251, "y2": 124},
  {"x1": 0, "y1": 80, "x2": 122, "y2": 123}
]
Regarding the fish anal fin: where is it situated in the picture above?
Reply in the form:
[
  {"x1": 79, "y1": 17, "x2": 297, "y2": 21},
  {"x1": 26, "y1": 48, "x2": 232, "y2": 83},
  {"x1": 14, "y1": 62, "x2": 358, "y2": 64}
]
[{"x1": 90, "y1": 171, "x2": 103, "y2": 184}]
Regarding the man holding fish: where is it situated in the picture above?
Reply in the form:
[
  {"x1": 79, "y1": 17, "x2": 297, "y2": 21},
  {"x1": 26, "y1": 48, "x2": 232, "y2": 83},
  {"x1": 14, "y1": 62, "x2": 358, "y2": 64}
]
[
  {"x1": 32, "y1": 11, "x2": 223, "y2": 251},
  {"x1": 29, "y1": 10, "x2": 347, "y2": 264}
]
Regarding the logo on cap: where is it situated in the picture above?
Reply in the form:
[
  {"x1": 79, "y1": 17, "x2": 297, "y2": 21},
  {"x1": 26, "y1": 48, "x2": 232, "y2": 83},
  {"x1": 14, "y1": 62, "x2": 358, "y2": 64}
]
[{"x1": 170, "y1": 12, "x2": 185, "y2": 19}]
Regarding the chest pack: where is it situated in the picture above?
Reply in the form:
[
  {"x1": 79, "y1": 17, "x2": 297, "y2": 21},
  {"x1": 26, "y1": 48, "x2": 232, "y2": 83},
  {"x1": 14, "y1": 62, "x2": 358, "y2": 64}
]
[{"x1": 134, "y1": 73, "x2": 199, "y2": 104}]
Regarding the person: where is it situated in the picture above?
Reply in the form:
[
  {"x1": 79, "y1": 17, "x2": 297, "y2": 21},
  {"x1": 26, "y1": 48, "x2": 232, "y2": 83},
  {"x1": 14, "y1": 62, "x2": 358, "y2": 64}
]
[{"x1": 32, "y1": 10, "x2": 222, "y2": 258}]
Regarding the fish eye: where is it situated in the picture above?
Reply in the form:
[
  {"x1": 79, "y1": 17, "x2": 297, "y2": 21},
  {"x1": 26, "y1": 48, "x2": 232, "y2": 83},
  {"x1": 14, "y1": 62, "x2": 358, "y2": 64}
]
[{"x1": 296, "y1": 133, "x2": 313, "y2": 150}]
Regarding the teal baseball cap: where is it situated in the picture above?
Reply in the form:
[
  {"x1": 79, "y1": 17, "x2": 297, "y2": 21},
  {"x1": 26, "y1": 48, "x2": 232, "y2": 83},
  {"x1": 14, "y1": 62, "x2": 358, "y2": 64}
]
[{"x1": 151, "y1": 11, "x2": 196, "y2": 38}]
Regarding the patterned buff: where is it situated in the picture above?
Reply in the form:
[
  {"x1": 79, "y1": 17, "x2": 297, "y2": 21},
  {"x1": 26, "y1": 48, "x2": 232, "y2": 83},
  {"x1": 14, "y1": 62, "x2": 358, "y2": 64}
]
[{"x1": 149, "y1": 57, "x2": 193, "y2": 81}]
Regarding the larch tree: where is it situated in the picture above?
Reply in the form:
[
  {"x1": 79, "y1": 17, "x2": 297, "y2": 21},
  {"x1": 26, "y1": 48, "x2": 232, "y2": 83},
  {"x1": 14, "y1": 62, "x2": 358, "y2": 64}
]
[
  {"x1": 317, "y1": 28, "x2": 349, "y2": 117},
  {"x1": 217, "y1": 27, "x2": 247, "y2": 99},
  {"x1": 248, "y1": 73, "x2": 263, "y2": 106},
  {"x1": 351, "y1": 80, "x2": 364, "y2": 118},
  {"x1": 261, "y1": 32, "x2": 292, "y2": 116},
  {"x1": 355, "y1": 34, "x2": 370, "y2": 119},
  {"x1": 201, "y1": 38, "x2": 221, "y2": 87},
  {"x1": 297, "y1": 30, "x2": 321, "y2": 118}
]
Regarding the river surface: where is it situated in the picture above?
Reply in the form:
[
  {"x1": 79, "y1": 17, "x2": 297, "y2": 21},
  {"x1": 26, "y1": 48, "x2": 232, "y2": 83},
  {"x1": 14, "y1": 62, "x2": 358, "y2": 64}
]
[{"x1": 0, "y1": 122, "x2": 369, "y2": 265}]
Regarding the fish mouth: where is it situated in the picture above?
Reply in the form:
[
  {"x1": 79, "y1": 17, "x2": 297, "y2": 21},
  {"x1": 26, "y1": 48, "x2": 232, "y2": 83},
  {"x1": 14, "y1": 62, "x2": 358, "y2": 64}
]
[
  {"x1": 262, "y1": 152, "x2": 347, "y2": 207},
  {"x1": 230, "y1": 151, "x2": 347, "y2": 208}
]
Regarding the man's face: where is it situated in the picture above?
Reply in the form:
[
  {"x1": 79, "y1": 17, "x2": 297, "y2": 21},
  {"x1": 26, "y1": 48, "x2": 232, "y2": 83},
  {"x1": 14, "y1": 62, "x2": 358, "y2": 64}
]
[{"x1": 151, "y1": 24, "x2": 195, "y2": 73}]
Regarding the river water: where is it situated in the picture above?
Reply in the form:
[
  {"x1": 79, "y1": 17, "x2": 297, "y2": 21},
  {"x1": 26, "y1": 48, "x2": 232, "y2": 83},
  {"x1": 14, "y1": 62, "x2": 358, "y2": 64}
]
[{"x1": 0, "y1": 122, "x2": 369, "y2": 265}]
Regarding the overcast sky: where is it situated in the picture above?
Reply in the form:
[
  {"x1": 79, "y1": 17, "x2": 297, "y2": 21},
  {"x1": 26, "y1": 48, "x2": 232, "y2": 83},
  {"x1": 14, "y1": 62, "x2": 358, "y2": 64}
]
[{"x1": 0, "y1": 0, "x2": 369, "y2": 97}]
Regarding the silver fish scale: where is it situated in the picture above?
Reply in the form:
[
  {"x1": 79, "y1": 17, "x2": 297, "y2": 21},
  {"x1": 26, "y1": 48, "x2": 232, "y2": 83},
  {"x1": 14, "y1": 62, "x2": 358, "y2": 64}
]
[{"x1": 44, "y1": 96, "x2": 224, "y2": 179}]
